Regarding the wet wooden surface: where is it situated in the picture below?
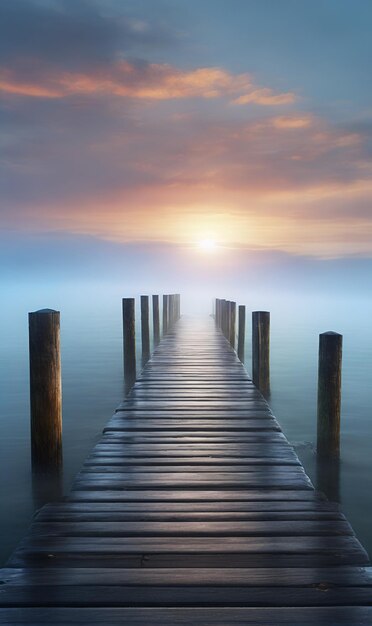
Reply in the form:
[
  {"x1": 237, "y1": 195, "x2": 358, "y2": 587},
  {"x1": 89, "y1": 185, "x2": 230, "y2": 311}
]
[{"x1": 0, "y1": 317, "x2": 370, "y2": 624}]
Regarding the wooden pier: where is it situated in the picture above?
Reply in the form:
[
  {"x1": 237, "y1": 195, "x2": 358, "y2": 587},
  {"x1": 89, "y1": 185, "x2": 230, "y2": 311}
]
[{"x1": 1, "y1": 316, "x2": 372, "y2": 625}]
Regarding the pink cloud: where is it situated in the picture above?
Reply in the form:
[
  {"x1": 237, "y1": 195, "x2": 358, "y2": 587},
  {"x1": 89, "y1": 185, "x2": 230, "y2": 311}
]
[
  {"x1": 271, "y1": 115, "x2": 313, "y2": 129},
  {"x1": 232, "y1": 88, "x2": 296, "y2": 106},
  {"x1": 0, "y1": 60, "x2": 296, "y2": 105}
]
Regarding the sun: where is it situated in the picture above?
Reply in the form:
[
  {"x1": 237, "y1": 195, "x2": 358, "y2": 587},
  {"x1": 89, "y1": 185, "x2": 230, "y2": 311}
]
[{"x1": 197, "y1": 238, "x2": 218, "y2": 252}]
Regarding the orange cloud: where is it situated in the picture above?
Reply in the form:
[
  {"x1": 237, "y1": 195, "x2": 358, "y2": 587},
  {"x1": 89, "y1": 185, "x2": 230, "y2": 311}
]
[
  {"x1": 232, "y1": 88, "x2": 296, "y2": 106},
  {"x1": 0, "y1": 77, "x2": 60, "y2": 98},
  {"x1": 271, "y1": 115, "x2": 313, "y2": 129},
  {"x1": 0, "y1": 61, "x2": 296, "y2": 105}
]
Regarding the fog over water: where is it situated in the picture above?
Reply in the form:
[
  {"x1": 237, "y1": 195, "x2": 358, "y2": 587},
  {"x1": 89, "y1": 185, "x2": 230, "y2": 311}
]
[{"x1": 1, "y1": 272, "x2": 372, "y2": 564}]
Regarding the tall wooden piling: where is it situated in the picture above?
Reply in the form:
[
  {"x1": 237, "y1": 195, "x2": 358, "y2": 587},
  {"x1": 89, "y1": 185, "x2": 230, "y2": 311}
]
[
  {"x1": 217, "y1": 299, "x2": 222, "y2": 330},
  {"x1": 122, "y1": 298, "x2": 136, "y2": 395},
  {"x1": 169, "y1": 294, "x2": 174, "y2": 327},
  {"x1": 28, "y1": 309, "x2": 62, "y2": 469},
  {"x1": 226, "y1": 301, "x2": 232, "y2": 342},
  {"x1": 221, "y1": 299, "x2": 226, "y2": 335},
  {"x1": 222, "y1": 299, "x2": 229, "y2": 337},
  {"x1": 238, "y1": 304, "x2": 246, "y2": 362},
  {"x1": 140, "y1": 295, "x2": 150, "y2": 365},
  {"x1": 252, "y1": 311, "x2": 270, "y2": 395},
  {"x1": 152, "y1": 295, "x2": 160, "y2": 346},
  {"x1": 317, "y1": 331, "x2": 343, "y2": 459},
  {"x1": 230, "y1": 301, "x2": 236, "y2": 348},
  {"x1": 173, "y1": 294, "x2": 177, "y2": 324},
  {"x1": 162, "y1": 294, "x2": 169, "y2": 335}
]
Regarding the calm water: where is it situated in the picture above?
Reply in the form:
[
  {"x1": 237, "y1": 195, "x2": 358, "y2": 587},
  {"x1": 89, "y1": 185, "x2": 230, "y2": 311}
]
[{"x1": 1, "y1": 281, "x2": 372, "y2": 564}]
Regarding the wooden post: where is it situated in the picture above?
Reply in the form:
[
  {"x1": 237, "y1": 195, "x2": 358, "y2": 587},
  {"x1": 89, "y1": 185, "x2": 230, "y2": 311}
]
[
  {"x1": 317, "y1": 332, "x2": 342, "y2": 459},
  {"x1": 162, "y1": 294, "x2": 168, "y2": 335},
  {"x1": 230, "y1": 301, "x2": 236, "y2": 348},
  {"x1": 140, "y1": 295, "x2": 150, "y2": 365},
  {"x1": 152, "y1": 295, "x2": 160, "y2": 346},
  {"x1": 215, "y1": 298, "x2": 220, "y2": 327},
  {"x1": 28, "y1": 309, "x2": 62, "y2": 469},
  {"x1": 169, "y1": 294, "x2": 174, "y2": 327},
  {"x1": 220, "y1": 299, "x2": 225, "y2": 334},
  {"x1": 226, "y1": 301, "x2": 231, "y2": 341},
  {"x1": 221, "y1": 299, "x2": 227, "y2": 336},
  {"x1": 122, "y1": 298, "x2": 136, "y2": 394},
  {"x1": 238, "y1": 305, "x2": 246, "y2": 362},
  {"x1": 252, "y1": 311, "x2": 270, "y2": 395},
  {"x1": 173, "y1": 294, "x2": 177, "y2": 324}
]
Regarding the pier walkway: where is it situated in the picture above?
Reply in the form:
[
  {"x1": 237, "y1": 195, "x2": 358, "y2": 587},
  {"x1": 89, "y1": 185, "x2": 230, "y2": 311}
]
[{"x1": 1, "y1": 317, "x2": 372, "y2": 625}]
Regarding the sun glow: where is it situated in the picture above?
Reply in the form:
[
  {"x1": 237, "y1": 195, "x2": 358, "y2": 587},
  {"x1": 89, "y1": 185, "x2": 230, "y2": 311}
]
[{"x1": 197, "y1": 238, "x2": 218, "y2": 252}]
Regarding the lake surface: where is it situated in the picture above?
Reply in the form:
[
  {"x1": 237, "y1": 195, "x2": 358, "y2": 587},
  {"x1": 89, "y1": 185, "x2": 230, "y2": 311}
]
[{"x1": 1, "y1": 281, "x2": 372, "y2": 564}]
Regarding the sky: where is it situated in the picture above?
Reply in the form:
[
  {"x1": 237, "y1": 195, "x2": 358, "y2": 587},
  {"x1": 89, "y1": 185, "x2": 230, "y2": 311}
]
[{"x1": 1, "y1": 0, "x2": 372, "y2": 283}]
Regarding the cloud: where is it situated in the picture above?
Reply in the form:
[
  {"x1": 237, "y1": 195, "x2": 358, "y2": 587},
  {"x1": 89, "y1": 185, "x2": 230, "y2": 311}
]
[
  {"x1": 0, "y1": 0, "x2": 174, "y2": 70},
  {"x1": 0, "y1": 1, "x2": 295, "y2": 105},
  {"x1": 0, "y1": 60, "x2": 296, "y2": 105},
  {"x1": 232, "y1": 88, "x2": 296, "y2": 106},
  {"x1": 271, "y1": 115, "x2": 313, "y2": 129}
]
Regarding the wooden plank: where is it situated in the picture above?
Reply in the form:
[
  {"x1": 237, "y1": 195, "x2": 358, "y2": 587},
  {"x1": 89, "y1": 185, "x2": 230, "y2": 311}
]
[
  {"x1": 104, "y1": 418, "x2": 280, "y2": 434},
  {"x1": 1, "y1": 607, "x2": 372, "y2": 624},
  {"x1": 104, "y1": 421, "x2": 280, "y2": 432},
  {"x1": 9, "y1": 539, "x2": 368, "y2": 568},
  {"x1": 89, "y1": 446, "x2": 297, "y2": 458},
  {"x1": 29, "y1": 520, "x2": 353, "y2": 537},
  {"x1": 4, "y1": 566, "x2": 370, "y2": 586},
  {"x1": 79, "y1": 461, "x2": 304, "y2": 470},
  {"x1": 68, "y1": 489, "x2": 323, "y2": 502},
  {"x1": 71, "y1": 472, "x2": 313, "y2": 489},
  {"x1": 2, "y1": 585, "x2": 372, "y2": 607},
  {"x1": 100, "y1": 431, "x2": 287, "y2": 444},
  {"x1": 38, "y1": 500, "x2": 340, "y2": 514},
  {"x1": 34, "y1": 511, "x2": 345, "y2": 523},
  {"x1": 117, "y1": 402, "x2": 271, "y2": 410},
  {"x1": 84, "y1": 457, "x2": 301, "y2": 467},
  {"x1": 114, "y1": 409, "x2": 273, "y2": 416}
]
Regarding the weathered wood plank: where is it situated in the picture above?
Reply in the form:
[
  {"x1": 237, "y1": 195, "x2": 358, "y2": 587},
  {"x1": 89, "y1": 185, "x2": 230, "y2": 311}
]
[
  {"x1": 104, "y1": 421, "x2": 280, "y2": 432},
  {"x1": 4, "y1": 566, "x2": 370, "y2": 586},
  {"x1": 34, "y1": 511, "x2": 345, "y2": 523},
  {"x1": 2, "y1": 585, "x2": 372, "y2": 607},
  {"x1": 29, "y1": 520, "x2": 353, "y2": 537},
  {"x1": 71, "y1": 471, "x2": 313, "y2": 490},
  {"x1": 37, "y1": 500, "x2": 340, "y2": 514},
  {"x1": 89, "y1": 446, "x2": 297, "y2": 458},
  {"x1": 84, "y1": 458, "x2": 301, "y2": 467},
  {"x1": 68, "y1": 489, "x2": 323, "y2": 502},
  {"x1": 1, "y1": 607, "x2": 372, "y2": 624},
  {"x1": 79, "y1": 462, "x2": 304, "y2": 470},
  {"x1": 10, "y1": 535, "x2": 368, "y2": 562}
]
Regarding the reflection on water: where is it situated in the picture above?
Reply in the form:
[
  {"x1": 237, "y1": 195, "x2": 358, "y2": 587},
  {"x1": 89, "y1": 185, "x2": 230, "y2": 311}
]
[{"x1": 1, "y1": 282, "x2": 372, "y2": 563}]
